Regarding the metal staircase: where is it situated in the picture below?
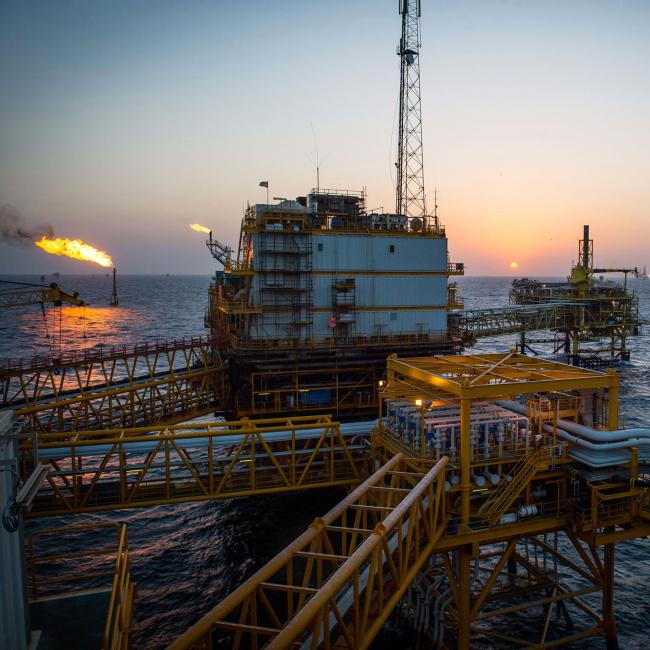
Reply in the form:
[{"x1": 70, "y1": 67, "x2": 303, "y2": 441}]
[{"x1": 478, "y1": 446, "x2": 550, "y2": 522}]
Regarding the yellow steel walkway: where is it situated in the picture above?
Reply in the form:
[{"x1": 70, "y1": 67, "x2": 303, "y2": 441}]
[
  {"x1": 23, "y1": 415, "x2": 368, "y2": 516},
  {"x1": 169, "y1": 453, "x2": 448, "y2": 650},
  {"x1": 1, "y1": 336, "x2": 225, "y2": 432}
]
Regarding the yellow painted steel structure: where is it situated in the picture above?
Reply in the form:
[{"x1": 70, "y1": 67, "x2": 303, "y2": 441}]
[
  {"x1": 370, "y1": 352, "x2": 645, "y2": 649},
  {"x1": 167, "y1": 352, "x2": 649, "y2": 649},
  {"x1": 0, "y1": 282, "x2": 85, "y2": 309},
  {"x1": 1, "y1": 336, "x2": 225, "y2": 432},
  {"x1": 169, "y1": 453, "x2": 448, "y2": 650},
  {"x1": 509, "y1": 225, "x2": 641, "y2": 363},
  {"x1": 10, "y1": 351, "x2": 650, "y2": 648},
  {"x1": 15, "y1": 367, "x2": 222, "y2": 433},
  {"x1": 27, "y1": 521, "x2": 134, "y2": 650},
  {"x1": 23, "y1": 415, "x2": 366, "y2": 517}
]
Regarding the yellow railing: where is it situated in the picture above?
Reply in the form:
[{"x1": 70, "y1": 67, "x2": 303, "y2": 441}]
[
  {"x1": 26, "y1": 415, "x2": 367, "y2": 516},
  {"x1": 478, "y1": 446, "x2": 550, "y2": 523},
  {"x1": 169, "y1": 453, "x2": 448, "y2": 650},
  {"x1": 27, "y1": 521, "x2": 135, "y2": 650},
  {"x1": 103, "y1": 524, "x2": 135, "y2": 650},
  {"x1": 528, "y1": 396, "x2": 582, "y2": 422}
]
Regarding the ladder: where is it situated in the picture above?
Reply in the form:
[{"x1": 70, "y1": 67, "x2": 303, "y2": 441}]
[{"x1": 478, "y1": 446, "x2": 550, "y2": 522}]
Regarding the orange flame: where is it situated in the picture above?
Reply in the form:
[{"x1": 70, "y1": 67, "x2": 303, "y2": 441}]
[
  {"x1": 35, "y1": 236, "x2": 113, "y2": 267},
  {"x1": 189, "y1": 223, "x2": 211, "y2": 234}
]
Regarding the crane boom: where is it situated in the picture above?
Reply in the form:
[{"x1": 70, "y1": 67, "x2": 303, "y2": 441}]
[
  {"x1": 205, "y1": 231, "x2": 233, "y2": 268},
  {"x1": 0, "y1": 283, "x2": 85, "y2": 309}
]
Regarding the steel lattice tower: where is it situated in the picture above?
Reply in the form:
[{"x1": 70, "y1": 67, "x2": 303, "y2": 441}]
[{"x1": 396, "y1": 0, "x2": 426, "y2": 219}]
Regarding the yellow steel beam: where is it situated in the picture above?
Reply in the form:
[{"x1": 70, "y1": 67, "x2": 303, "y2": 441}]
[
  {"x1": 25, "y1": 417, "x2": 368, "y2": 516},
  {"x1": 15, "y1": 367, "x2": 224, "y2": 433},
  {"x1": 1, "y1": 335, "x2": 218, "y2": 407},
  {"x1": 593, "y1": 522, "x2": 650, "y2": 546},
  {"x1": 0, "y1": 283, "x2": 84, "y2": 308},
  {"x1": 388, "y1": 353, "x2": 615, "y2": 401},
  {"x1": 433, "y1": 516, "x2": 569, "y2": 550},
  {"x1": 168, "y1": 454, "x2": 449, "y2": 650}
]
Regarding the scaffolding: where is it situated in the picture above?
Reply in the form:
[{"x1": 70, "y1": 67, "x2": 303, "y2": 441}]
[
  {"x1": 256, "y1": 217, "x2": 314, "y2": 340},
  {"x1": 202, "y1": 190, "x2": 463, "y2": 420}
]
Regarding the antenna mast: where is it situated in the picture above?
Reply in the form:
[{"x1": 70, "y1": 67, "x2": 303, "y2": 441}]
[{"x1": 396, "y1": 0, "x2": 426, "y2": 218}]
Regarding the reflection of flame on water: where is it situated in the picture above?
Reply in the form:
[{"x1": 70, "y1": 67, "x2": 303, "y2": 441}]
[
  {"x1": 35, "y1": 236, "x2": 113, "y2": 267},
  {"x1": 189, "y1": 223, "x2": 211, "y2": 234},
  {"x1": 19, "y1": 305, "x2": 141, "y2": 377}
]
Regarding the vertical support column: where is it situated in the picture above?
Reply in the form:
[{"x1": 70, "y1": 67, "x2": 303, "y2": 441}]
[
  {"x1": 630, "y1": 447, "x2": 639, "y2": 518},
  {"x1": 387, "y1": 353, "x2": 397, "y2": 384},
  {"x1": 420, "y1": 406, "x2": 425, "y2": 458},
  {"x1": 606, "y1": 369, "x2": 619, "y2": 431},
  {"x1": 460, "y1": 395, "x2": 471, "y2": 526},
  {"x1": 457, "y1": 545, "x2": 472, "y2": 649},
  {"x1": 603, "y1": 540, "x2": 619, "y2": 650},
  {"x1": 0, "y1": 412, "x2": 29, "y2": 650}
]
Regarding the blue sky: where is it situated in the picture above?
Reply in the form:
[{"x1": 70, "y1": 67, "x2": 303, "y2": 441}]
[{"x1": 1, "y1": 0, "x2": 649, "y2": 274}]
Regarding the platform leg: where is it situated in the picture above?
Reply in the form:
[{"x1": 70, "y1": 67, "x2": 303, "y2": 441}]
[
  {"x1": 603, "y1": 542, "x2": 619, "y2": 650},
  {"x1": 457, "y1": 546, "x2": 472, "y2": 649}
]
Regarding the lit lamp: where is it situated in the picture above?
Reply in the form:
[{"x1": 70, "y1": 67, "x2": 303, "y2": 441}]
[
  {"x1": 415, "y1": 398, "x2": 424, "y2": 456},
  {"x1": 377, "y1": 380, "x2": 387, "y2": 432}
]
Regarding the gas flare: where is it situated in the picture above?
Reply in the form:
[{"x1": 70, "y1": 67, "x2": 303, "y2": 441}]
[
  {"x1": 189, "y1": 223, "x2": 211, "y2": 234},
  {"x1": 35, "y1": 236, "x2": 113, "y2": 267}
]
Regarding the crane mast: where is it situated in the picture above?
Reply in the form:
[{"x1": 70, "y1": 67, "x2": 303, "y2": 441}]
[{"x1": 396, "y1": 0, "x2": 426, "y2": 219}]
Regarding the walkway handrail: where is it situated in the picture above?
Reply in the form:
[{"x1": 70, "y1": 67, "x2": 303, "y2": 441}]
[
  {"x1": 168, "y1": 453, "x2": 406, "y2": 649},
  {"x1": 169, "y1": 453, "x2": 449, "y2": 650},
  {"x1": 102, "y1": 523, "x2": 135, "y2": 650},
  {"x1": 268, "y1": 456, "x2": 448, "y2": 649},
  {"x1": 0, "y1": 334, "x2": 218, "y2": 374}
]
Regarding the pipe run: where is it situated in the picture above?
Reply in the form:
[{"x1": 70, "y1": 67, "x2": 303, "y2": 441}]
[{"x1": 495, "y1": 400, "x2": 650, "y2": 468}]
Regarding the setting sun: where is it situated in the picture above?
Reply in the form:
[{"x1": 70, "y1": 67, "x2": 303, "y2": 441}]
[{"x1": 510, "y1": 261, "x2": 518, "y2": 269}]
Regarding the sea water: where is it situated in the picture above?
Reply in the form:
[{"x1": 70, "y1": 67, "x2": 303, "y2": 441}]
[{"x1": 1, "y1": 274, "x2": 649, "y2": 648}]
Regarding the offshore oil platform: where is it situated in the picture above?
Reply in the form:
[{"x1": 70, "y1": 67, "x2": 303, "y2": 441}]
[
  {"x1": 1, "y1": 2, "x2": 649, "y2": 650},
  {"x1": 510, "y1": 224, "x2": 639, "y2": 365},
  {"x1": 204, "y1": 188, "x2": 463, "y2": 421}
]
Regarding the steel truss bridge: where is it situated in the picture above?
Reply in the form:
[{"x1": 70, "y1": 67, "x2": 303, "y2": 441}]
[
  {"x1": 449, "y1": 302, "x2": 581, "y2": 339},
  {"x1": 172, "y1": 453, "x2": 449, "y2": 650},
  {"x1": 450, "y1": 300, "x2": 641, "y2": 364},
  {"x1": 1, "y1": 336, "x2": 225, "y2": 432},
  {"x1": 22, "y1": 416, "x2": 367, "y2": 517},
  {"x1": 450, "y1": 301, "x2": 640, "y2": 340}
]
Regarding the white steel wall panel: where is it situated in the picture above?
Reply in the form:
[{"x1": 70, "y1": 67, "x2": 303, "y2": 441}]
[
  {"x1": 312, "y1": 275, "x2": 447, "y2": 308},
  {"x1": 248, "y1": 230, "x2": 451, "y2": 340},
  {"x1": 312, "y1": 310, "x2": 447, "y2": 337},
  {"x1": 312, "y1": 234, "x2": 447, "y2": 272}
]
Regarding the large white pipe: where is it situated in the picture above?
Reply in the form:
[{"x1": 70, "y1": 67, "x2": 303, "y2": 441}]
[
  {"x1": 38, "y1": 420, "x2": 375, "y2": 460},
  {"x1": 494, "y1": 401, "x2": 650, "y2": 442},
  {"x1": 494, "y1": 400, "x2": 650, "y2": 467}
]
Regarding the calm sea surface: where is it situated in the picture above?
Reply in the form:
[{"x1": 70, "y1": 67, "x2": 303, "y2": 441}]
[{"x1": 1, "y1": 274, "x2": 649, "y2": 648}]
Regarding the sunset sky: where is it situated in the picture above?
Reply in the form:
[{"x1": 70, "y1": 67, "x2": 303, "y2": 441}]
[{"x1": 1, "y1": 0, "x2": 649, "y2": 275}]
